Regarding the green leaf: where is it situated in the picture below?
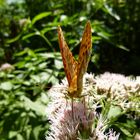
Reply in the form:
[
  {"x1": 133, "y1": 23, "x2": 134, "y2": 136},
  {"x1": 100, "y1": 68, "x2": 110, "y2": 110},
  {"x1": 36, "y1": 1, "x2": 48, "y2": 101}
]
[
  {"x1": 9, "y1": 131, "x2": 18, "y2": 138},
  {"x1": 115, "y1": 124, "x2": 134, "y2": 137},
  {"x1": 31, "y1": 12, "x2": 51, "y2": 25},
  {"x1": 107, "y1": 105, "x2": 122, "y2": 119},
  {"x1": 22, "y1": 32, "x2": 37, "y2": 40},
  {"x1": 39, "y1": 52, "x2": 61, "y2": 59},
  {"x1": 116, "y1": 45, "x2": 130, "y2": 51},
  {"x1": 26, "y1": 127, "x2": 32, "y2": 140},
  {"x1": 97, "y1": 31, "x2": 111, "y2": 40},
  {"x1": 22, "y1": 96, "x2": 46, "y2": 116},
  {"x1": 103, "y1": 4, "x2": 120, "y2": 20},
  {"x1": 40, "y1": 27, "x2": 53, "y2": 35},
  {"x1": 114, "y1": 120, "x2": 136, "y2": 137},
  {"x1": 14, "y1": 61, "x2": 26, "y2": 68},
  {"x1": 17, "y1": 133, "x2": 24, "y2": 140},
  {"x1": 33, "y1": 125, "x2": 42, "y2": 140},
  {"x1": 14, "y1": 48, "x2": 28, "y2": 56},
  {"x1": 0, "y1": 81, "x2": 13, "y2": 91},
  {"x1": 54, "y1": 59, "x2": 63, "y2": 69},
  {"x1": 6, "y1": 34, "x2": 21, "y2": 44},
  {"x1": 30, "y1": 75, "x2": 41, "y2": 83},
  {"x1": 38, "y1": 62, "x2": 47, "y2": 69}
]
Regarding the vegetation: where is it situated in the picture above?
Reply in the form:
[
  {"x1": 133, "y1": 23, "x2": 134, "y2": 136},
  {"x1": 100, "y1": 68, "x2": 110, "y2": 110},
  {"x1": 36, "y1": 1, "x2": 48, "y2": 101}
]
[{"x1": 0, "y1": 0, "x2": 140, "y2": 139}]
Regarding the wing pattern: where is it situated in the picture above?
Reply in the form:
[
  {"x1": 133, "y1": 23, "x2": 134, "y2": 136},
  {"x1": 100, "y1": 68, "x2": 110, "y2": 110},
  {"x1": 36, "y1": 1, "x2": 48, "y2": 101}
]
[
  {"x1": 58, "y1": 21, "x2": 92, "y2": 98},
  {"x1": 58, "y1": 26, "x2": 77, "y2": 86},
  {"x1": 77, "y1": 21, "x2": 92, "y2": 91}
]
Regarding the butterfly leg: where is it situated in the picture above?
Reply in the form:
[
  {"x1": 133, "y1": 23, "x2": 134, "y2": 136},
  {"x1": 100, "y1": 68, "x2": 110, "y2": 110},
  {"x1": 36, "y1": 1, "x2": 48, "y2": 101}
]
[{"x1": 71, "y1": 97, "x2": 74, "y2": 121}]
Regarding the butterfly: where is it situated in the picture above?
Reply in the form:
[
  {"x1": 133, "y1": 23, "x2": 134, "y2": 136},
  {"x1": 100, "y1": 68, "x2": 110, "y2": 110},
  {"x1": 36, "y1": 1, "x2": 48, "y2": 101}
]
[{"x1": 58, "y1": 21, "x2": 92, "y2": 98}]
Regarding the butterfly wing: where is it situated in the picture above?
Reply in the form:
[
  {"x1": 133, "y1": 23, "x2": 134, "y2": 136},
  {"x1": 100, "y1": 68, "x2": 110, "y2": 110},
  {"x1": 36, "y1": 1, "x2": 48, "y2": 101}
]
[
  {"x1": 77, "y1": 21, "x2": 92, "y2": 90},
  {"x1": 58, "y1": 26, "x2": 77, "y2": 86}
]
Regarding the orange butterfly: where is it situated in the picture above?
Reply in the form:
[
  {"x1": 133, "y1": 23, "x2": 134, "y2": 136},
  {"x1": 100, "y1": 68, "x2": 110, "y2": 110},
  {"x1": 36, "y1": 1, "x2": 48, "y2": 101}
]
[{"x1": 58, "y1": 21, "x2": 92, "y2": 98}]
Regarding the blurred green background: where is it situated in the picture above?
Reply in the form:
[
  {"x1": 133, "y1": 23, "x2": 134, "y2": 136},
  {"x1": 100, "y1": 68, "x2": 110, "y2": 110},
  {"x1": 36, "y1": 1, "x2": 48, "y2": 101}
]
[{"x1": 0, "y1": 0, "x2": 140, "y2": 139}]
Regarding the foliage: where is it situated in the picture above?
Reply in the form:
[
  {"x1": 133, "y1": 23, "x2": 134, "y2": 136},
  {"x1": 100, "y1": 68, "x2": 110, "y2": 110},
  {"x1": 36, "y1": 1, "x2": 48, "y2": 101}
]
[
  {"x1": 0, "y1": 48, "x2": 63, "y2": 140},
  {"x1": 0, "y1": 0, "x2": 27, "y2": 63},
  {"x1": 1, "y1": 0, "x2": 140, "y2": 73},
  {"x1": 0, "y1": 0, "x2": 140, "y2": 139}
]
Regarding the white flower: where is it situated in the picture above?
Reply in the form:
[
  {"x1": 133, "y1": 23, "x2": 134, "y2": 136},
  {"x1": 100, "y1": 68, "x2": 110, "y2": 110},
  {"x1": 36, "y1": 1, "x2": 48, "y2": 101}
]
[
  {"x1": 0, "y1": 63, "x2": 14, "y2": 71},
  {"x1": 46, "y1": 72, "x2": 139, "y2": 139}
]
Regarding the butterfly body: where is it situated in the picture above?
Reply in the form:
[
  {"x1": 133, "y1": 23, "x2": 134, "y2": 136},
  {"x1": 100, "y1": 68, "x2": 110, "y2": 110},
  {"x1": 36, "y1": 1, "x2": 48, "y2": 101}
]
[
  {"x1": 68, "y1": 73, "x2": 82, "y2": 98},
  {"x1": 58, "y1": 21, "x2": 92, "y2": 98}
]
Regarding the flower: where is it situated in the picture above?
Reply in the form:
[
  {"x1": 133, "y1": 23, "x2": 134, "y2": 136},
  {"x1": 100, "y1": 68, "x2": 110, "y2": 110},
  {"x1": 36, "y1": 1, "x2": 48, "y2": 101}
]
[
  {"x1": 46, "y1": 98, "x2": 95, "y2": 139},
  {"x1": 46, "y1": 72, "x2": 140, "y2": 139},
  {"x1": 0, "y1": 63, "x2": 14, "y2": 72}
]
